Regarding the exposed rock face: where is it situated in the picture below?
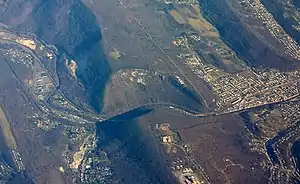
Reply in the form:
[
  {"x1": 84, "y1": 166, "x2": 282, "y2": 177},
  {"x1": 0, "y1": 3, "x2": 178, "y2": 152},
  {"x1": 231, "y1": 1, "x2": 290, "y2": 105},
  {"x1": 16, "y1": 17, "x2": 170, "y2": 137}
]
[{"x1": 0, "y1": 0, "x2": 111, "y2": 111}]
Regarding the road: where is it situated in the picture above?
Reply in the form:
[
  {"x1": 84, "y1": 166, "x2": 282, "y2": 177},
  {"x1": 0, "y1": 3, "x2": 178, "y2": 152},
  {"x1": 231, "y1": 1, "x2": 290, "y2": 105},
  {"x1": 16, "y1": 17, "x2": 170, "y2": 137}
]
[
  {"x1": 116, "y1": 0, "x2": 211, "y2": 111},
  {"x1": 171, "y1": 142, "x2": 211, "y2": 183},
  {"x1": 5, "y1": 34, "x2": 300, "y2": 126}
]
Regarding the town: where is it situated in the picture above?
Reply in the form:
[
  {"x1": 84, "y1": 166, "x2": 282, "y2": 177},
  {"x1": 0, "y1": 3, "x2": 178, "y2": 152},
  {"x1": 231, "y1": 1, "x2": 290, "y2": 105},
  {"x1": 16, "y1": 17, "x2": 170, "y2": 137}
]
[
  {"x1": 238, "y1": 0, "x2": 300, "y2": 60},
  {"x1": 244, "y1": 100, "x2": 300, "y2": 183},
  {"x1": 154, "y1": 123, "x2": 209, "y2": 184},
  {"x1": 173, "y1": 34, "x2": 300, "y2": 113}
]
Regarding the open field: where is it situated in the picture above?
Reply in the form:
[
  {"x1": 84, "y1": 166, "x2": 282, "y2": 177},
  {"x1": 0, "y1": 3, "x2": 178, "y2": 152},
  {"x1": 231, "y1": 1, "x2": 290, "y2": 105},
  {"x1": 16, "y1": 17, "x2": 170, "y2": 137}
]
[
  {"x1": 0, "y1": 106, "x2": 17, "y2": 149},
  {"x1": 0, "y1": 0, "x2": 300, "y2": 183}
]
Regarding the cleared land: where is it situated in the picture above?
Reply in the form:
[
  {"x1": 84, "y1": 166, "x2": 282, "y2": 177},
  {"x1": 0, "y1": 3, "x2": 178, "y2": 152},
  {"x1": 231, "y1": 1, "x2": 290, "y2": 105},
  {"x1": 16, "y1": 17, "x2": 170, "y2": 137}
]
[{"x1": 0, "y1": 106, "x2": 17, "y2": 149}]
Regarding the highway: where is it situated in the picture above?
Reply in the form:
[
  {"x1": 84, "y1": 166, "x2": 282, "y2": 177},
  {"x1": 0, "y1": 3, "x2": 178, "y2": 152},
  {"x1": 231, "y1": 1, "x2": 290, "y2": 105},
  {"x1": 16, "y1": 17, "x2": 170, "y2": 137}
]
[
  {"x1": 116, "y1": 0, "x2": 211, "y2": 111},
  {"x1": 3, "y1": 37, "x2": 300, "y2": 125}
]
